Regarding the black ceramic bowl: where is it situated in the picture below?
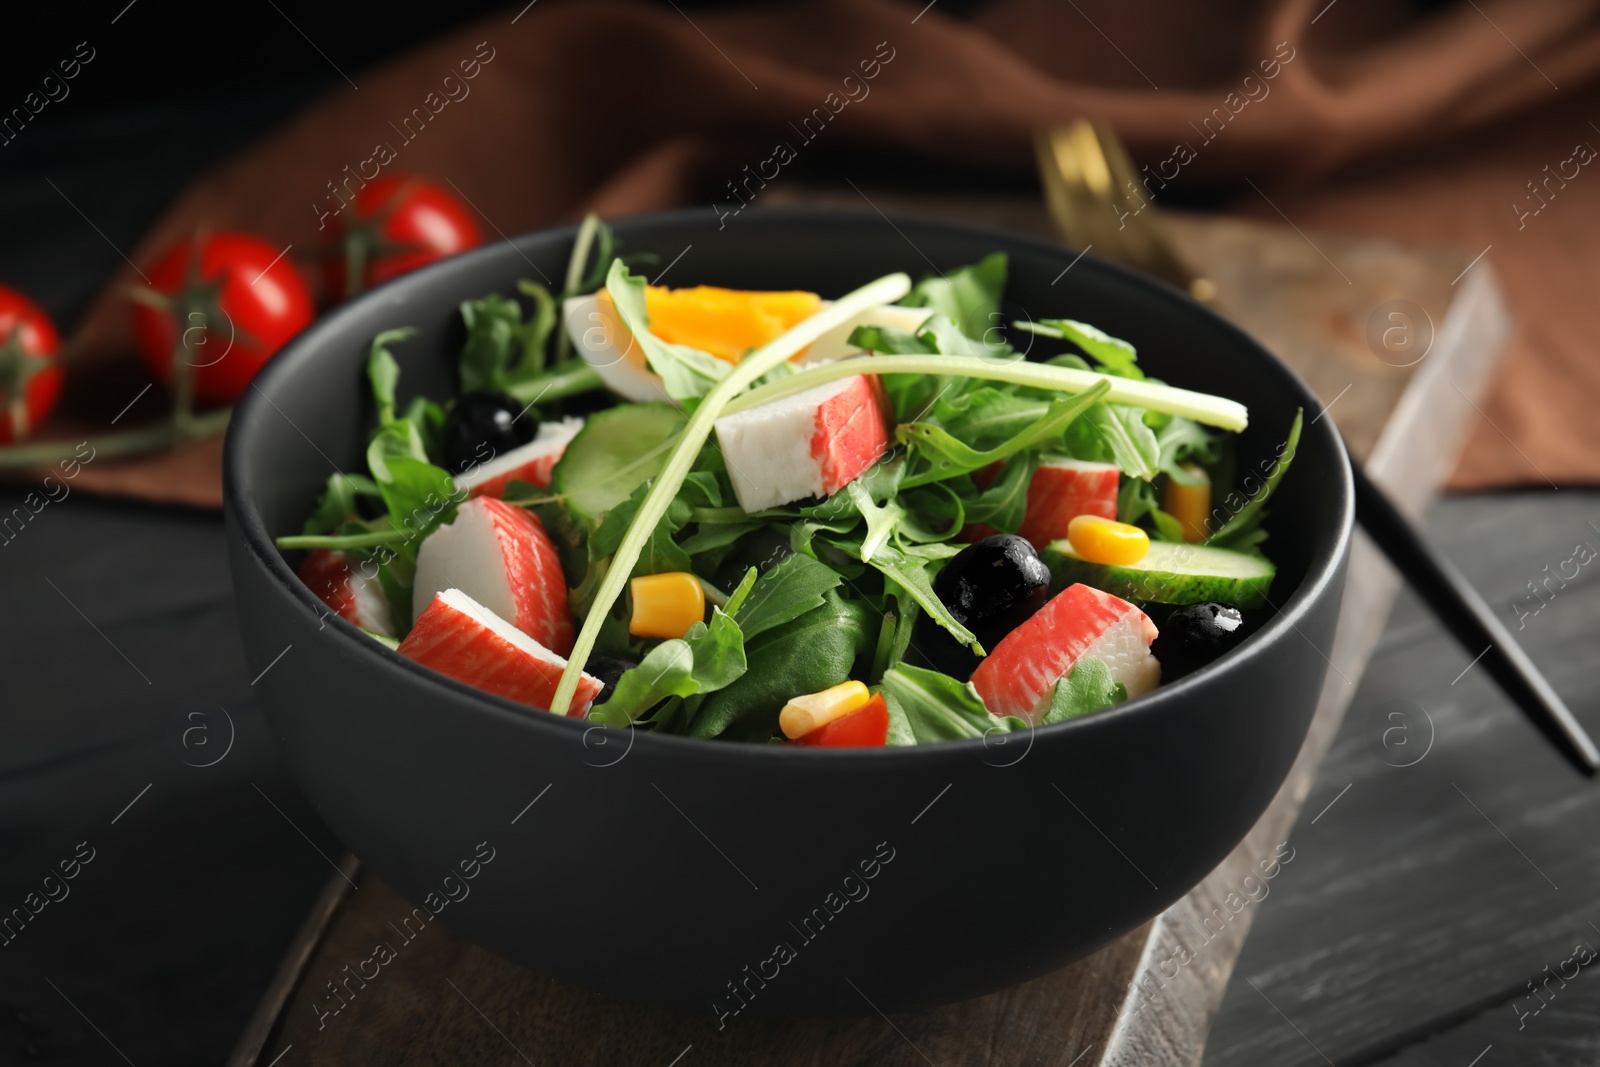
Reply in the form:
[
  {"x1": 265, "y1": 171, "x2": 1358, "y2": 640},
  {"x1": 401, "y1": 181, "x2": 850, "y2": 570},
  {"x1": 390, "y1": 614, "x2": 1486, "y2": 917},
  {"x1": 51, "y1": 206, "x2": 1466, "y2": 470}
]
[{"x1": 224, "y1": 209, "x2": 1351, "y2": 1018}]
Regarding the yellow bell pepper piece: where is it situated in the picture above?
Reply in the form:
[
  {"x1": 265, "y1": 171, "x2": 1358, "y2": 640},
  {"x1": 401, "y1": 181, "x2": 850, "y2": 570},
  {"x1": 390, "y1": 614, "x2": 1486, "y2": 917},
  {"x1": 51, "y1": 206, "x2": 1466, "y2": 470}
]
[
  {"x1": 629, "y1": 572, "x2": 706, "y2": 639},
  {"x1": 1163, "y1": 462, "x2": 1211, "y2": 543}
]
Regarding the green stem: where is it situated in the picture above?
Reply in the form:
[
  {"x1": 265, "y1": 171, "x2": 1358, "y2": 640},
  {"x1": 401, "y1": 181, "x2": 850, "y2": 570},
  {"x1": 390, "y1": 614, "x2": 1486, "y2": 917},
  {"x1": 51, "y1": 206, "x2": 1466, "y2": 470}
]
[
  {"x1": 549, "y1": 270, "x2": 913, "y2": 714},
  {"x1": 276, "y1": 529, "x2": 406, "y2": 551},
  {"x1": 0, "y1": 406, "x2": 231, "y2": 468},
  {"x1": 722, "y1": 354, "x2": 1250, "y2": 432},
  {"x1": 553, "y1": 214, "x2": 601, "y2": 367},
  {"x1": 698, "y1": 578, "x2": 729, "y2": 610},
  {"x1": 505, "y1": 361, "x2": 603, "y2": 404}
]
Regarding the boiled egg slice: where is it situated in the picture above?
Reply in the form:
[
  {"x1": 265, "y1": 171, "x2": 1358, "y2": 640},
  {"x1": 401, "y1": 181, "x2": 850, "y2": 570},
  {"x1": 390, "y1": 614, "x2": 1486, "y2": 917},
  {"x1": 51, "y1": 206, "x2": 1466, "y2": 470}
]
[{"x1": 563, "y1": 285, "x2": 934, "y2": 402}]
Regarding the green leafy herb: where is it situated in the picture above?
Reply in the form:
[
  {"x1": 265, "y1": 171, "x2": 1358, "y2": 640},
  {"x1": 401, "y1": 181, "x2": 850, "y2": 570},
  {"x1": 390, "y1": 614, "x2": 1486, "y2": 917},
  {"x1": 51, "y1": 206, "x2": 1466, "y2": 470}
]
[
  {"x1": 687, "y1": 589, "x2": 873, "y2": 740},
  {"x1": 302, "y1": 473, "x2": 382, "y2": 536},
  {"x1": 1018, "y1": 318, "x2": 1142, "y2": 378},
  {"x1": 590, "y1": 609, "x2": 747, "y2": 725},
  {"x1": 878, "y1": 663, "x2": 1027, "y2": 742},
  {"x1": 730, "y1": 552, "x2": 844, "y2": 641},
  {"x1": 898, "y1": 381, "x2": 1110, "y2": 487},
  {"x1": 1207, "y1": 408, "x2": 1303, "y2": 551},
  {"x1": 367, "y1": 328, "x2": 415, "y2": 427},
  {"x1": 1040, "y1": 656, "x2": 1127, "y2": 725},
  {"x1": 899, "y1": 253, "x2": 1007, "y2": 349}
]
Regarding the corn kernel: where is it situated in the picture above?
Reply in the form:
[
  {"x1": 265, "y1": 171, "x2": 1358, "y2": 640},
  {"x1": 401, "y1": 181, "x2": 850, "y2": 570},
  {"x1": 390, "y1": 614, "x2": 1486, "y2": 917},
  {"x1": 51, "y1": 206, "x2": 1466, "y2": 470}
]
[
  {"x1": 1067, "y1": 514, "x2": 1150, "y2": 565},
  {"x1": 779, "y1": 680, "x2": 871, "y2": 740},
  {"x1": 629, "y1": 572, "x2": 706, "y2": 639},
  {"x1": 1163, "y1": 463, "x2": 1211, "y2": 543}
]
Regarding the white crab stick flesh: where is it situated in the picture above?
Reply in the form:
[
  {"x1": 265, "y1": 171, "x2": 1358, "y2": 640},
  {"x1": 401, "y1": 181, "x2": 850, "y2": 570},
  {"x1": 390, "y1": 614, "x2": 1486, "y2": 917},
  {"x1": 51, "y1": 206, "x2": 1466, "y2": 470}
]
[
  {"x1": 412, "y1": 497, "x2": 575, "y2": 655},
  {"x1": 971, "y1": 583, "x2": 1160, "y2": 722},
  {"x1": 399, "y1": 588, "x2": 603, "y2": 714},
  {"x1": 713, "y1": 374, "x2": 891, "y2": 512},
  {"x1": 454, "y1": 416, "x2": 583, "y2": 498},
  {"x1": 296, "y1": 549, "x2": 393, "y2": 636}
]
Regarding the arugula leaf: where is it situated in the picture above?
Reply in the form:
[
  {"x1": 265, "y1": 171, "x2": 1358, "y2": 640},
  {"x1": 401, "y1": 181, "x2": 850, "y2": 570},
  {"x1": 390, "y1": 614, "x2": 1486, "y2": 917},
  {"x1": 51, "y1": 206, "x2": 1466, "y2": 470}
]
[
  {"x1": 1208, "y1": 408, "x2": 1303, "y2": 551},
  {"x1": 678, "y1": 520, "x2": 761, "y2": 556},
  {"x1": 863, "y1": 540, "x2": 979, "y2": 653},
  {"x1": 367, "y1": 328, "x2": 415, "y2": 427},
  {"x1": 879, "y1": 663, "x2": 1027, "y2": 742},
  {"x1": 1119, "y1": 477, "x2": 1186, "y2": 542},
  {"x1": 590, "y1": 609, "x2": 746, "y2": 725},
  {"x1": 458, "y1": 294, "x2": 525, "y2": 394},
  {"x1": 457, "y1": 283, "x2": 562, "y2": 394},
  {"x1": 1019, "y1": 318, "x2": 1142, "y2": 378},
  {"x1": 898, "y1": 380, "x2": 1110, "y2": 487},
  {"x1": 899, "y1": 253, "x2": 1007, "y2": 346},
  {"x1": 604, "y1": 260, "x2": 731, "y2": 401},
  {"x1": 722, "y1": 566, "x2": 759, "y2": 617},
  {"x1": 1040, "y1": 656, "x2": 1127, "y2": 725},
  {"x1": 302, "y1": 473, "x2": 382, "y2": 536},
  {"x1": 961, "y1": 453, "x2": 1035, "y2": 532},
  {"x1": 688, "y1": 589, "x2": 873, "y2": 739},
  {"x1": 883, "y1": 683, "x2": 918, "y2": 746},
  {"x1": 938, "y1": 389, "x2": 1050, "y2": 450},
  {"x1": 846, "y1": 323, "x2": 937, "y2": 355},
  {"x1": 844, "y1": 481, "x2": 904, "y2": 562},
  {"x1": 591, "y1": 480, "x2": 692, "y2": 576},
  {"x1": 513, "y1": 280, "x2": 556, "y2": 377},
  {"x1": 1078, "y1": 402, "x2": 1161, "y2": 481},
  {"x1": 732, "y1": 552, "x2": 843, "y2": 641},
  {"x1": 1156, "y1": 415, "x2": 1220, "y2": 477}
]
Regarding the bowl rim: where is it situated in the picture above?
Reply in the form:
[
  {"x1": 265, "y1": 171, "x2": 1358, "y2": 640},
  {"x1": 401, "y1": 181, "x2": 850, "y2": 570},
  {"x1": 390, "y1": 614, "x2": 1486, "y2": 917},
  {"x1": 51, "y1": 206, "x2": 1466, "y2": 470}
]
[{"x1": 224, "y1": 205, "x2": 1354, "y2": 764}]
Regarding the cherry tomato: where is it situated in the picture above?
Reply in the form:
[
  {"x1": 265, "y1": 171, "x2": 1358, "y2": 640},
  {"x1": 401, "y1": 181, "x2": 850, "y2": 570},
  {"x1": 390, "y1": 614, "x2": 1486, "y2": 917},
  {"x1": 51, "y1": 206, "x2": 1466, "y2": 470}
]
[
  {"x1": 0, "y1": 286, "x2": 62, "y2": 444},
  {"x1": 790, "y1": 693, "x2": 891, "y2": 748},
  {"x1": 131, "y1": 232, "x2": 315, "y2": 407},
  {"x1": 327, "y1": 176, "x2": 482, "y2": 299}
]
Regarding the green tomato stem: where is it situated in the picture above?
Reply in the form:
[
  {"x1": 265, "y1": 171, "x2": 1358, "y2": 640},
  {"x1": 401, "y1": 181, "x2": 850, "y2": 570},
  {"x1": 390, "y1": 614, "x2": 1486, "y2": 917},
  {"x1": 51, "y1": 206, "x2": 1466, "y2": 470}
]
[
  {"x1": 549, "y1": 270, "x2": 913, "y2": 714},
  {"x1": 721, "y1": 354, "x2": 1250, "y2": 432},
  {"x1": 0, "y1": 406, "x2": 231, "y2": 468}
]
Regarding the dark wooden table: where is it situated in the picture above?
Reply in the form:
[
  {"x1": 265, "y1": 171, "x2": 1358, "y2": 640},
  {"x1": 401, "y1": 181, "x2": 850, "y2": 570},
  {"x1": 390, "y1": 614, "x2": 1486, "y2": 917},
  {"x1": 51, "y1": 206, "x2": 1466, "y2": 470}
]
[{"x1": 3, "y1": 91, "x2": 1597, "y2": 1067}]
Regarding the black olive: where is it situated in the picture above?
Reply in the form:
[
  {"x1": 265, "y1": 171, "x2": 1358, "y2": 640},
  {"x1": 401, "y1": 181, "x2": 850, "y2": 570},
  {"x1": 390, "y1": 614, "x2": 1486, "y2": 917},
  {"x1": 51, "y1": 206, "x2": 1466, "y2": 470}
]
[
  {"x1": 586, "y1": 654, "x2": 637, "y2": 708},
  {"x1": 937, "y1": 535, "x2": 1052, "y2": 646},
  {"x1": 1150, "y1": 602, "x2": 1246, "y2": 680},
  {"x1": 911, "y1": 535, "x2": 1052, "y2": 679},
  {"x1": 710, "y1": 527, "x2": 794, "y2": 593},
  {"x1": 442, "y1": 391, "x2": 535, "y2": 474}
]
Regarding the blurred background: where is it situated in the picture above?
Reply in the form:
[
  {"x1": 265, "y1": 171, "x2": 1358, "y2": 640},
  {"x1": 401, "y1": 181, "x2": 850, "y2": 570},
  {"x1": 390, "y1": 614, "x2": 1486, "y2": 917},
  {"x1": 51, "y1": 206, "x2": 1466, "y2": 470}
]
[{"x1": 4, "y1": 1, "x2": 1600, "y2": 1064}]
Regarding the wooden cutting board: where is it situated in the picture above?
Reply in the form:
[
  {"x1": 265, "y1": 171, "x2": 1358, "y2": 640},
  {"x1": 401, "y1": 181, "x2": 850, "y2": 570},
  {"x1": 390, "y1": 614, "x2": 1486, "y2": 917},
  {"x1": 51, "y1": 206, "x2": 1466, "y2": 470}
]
[{"x1": 227, "y1": 193, "x2": 1510, "y2": 1067}]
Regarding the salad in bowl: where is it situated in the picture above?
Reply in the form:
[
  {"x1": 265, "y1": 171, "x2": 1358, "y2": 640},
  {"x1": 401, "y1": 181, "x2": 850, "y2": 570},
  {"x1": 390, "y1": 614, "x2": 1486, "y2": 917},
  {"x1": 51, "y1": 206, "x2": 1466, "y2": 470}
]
[{"x1": 275, "y1": 217, "x2": 1300, "y2": 749}]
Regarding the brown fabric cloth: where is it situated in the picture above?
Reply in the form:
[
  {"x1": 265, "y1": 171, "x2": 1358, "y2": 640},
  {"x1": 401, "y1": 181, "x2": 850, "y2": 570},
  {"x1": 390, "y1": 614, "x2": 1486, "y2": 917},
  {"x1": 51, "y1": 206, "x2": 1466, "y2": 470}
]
[{"x1": 44, "y1": 0, "x2": 1600, "y2": 506}]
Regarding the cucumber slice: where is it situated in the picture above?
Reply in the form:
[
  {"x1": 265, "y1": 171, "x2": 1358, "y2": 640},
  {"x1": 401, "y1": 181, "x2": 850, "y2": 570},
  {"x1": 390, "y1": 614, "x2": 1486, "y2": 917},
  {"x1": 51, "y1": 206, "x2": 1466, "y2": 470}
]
[
  {"x1": 1043, "y1": 539, "x2": 1275, "y2": 609},
  {"x1": 361, "y1": 629, "x2": 401, "y2": 651},
  {"x1": 550, "y1": 402, "x2": 687, "y2": 523}
]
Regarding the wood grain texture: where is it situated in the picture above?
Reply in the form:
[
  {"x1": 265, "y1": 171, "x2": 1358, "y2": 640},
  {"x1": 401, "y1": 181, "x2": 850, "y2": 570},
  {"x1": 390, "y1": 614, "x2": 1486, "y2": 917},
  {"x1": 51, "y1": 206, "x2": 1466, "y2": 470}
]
[
  {"x1": 1205, "y1": 489, "x2": 1600, "y2": 1067},
  {"x1": 258, "y1": 874, "x2": 1148, "y2": 1066},
  {"x1": 238, "y1": 191, "x2": 1508, "y2": 1067}
]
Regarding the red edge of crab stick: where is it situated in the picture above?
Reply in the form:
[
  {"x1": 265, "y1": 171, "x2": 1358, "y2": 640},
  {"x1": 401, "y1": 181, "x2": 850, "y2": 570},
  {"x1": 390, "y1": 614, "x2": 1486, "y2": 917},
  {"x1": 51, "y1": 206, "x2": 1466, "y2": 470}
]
[
  {"x1": 412, "y1": 497, "x2": 576, "y2": 655},
  {"x1": 297, "y1": 548, "x2": 393, "y2": 636},
  {"x1": 399, "y1": 589, "x2": 603, "y2": 715},
  {"x1": 967, "y1": 458, "x2": 1120, "y2": 545},
  {"x1": 714, "y1": 374, "x2": 890, "y2": 512},
  {"x1": 971, "y1": 583, "x2": 1160, "y2": 722},
  {"x1": 455, "y1": 416, "x2": 584, "y2": 499}
]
